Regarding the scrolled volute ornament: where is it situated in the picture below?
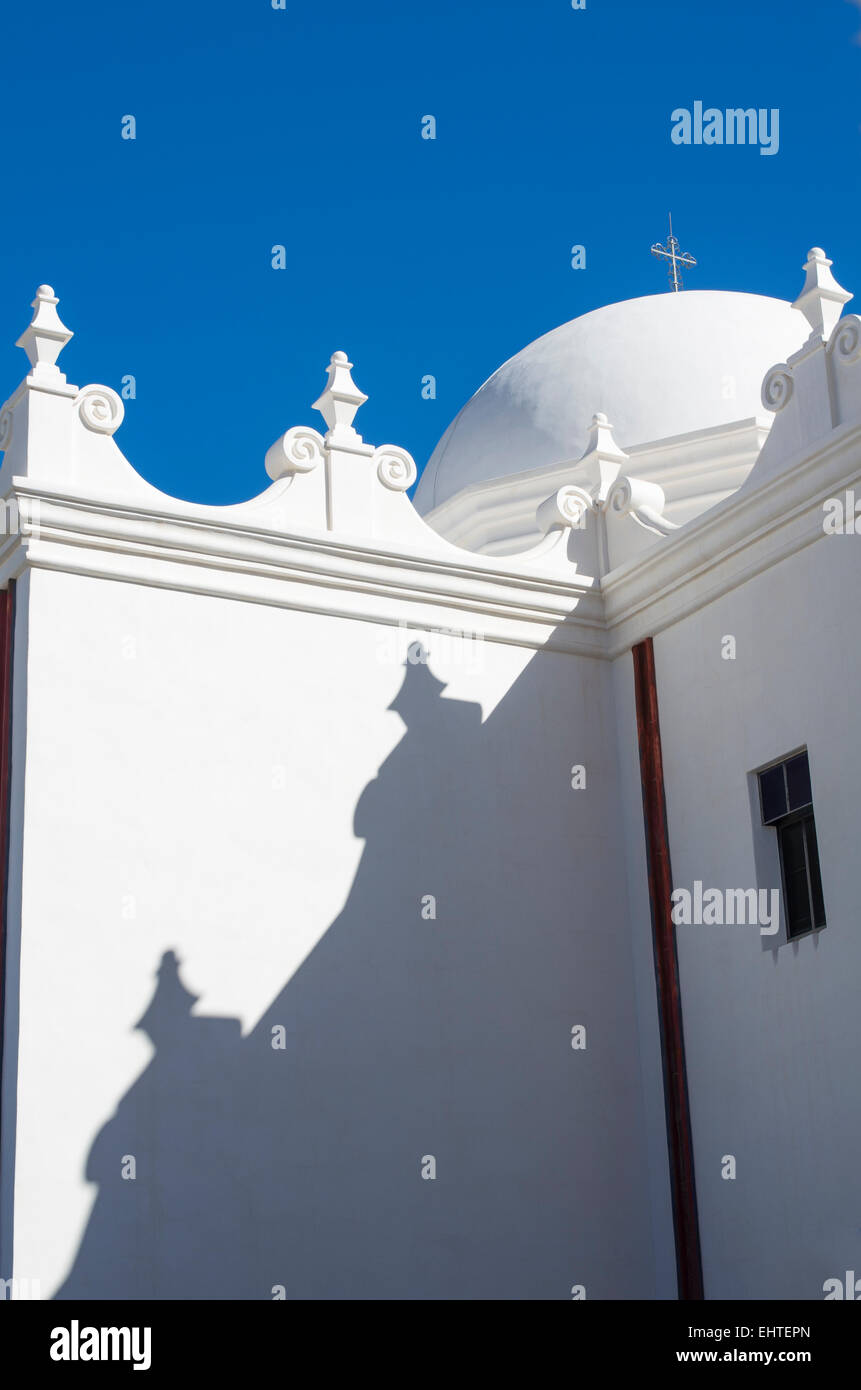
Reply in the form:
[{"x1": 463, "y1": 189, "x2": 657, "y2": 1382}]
[
  {"x1": 265, "y1": 426, "x2": 325, "y2": 481},
  {"x1": 828, "y1": 315, "x2": 861, "y2": 365},
  {"x1": 535, "y1": 484, "x2": 594, "y2": 533},
  {"x1": 606, "y1": 475, "x2": 665, "y2": 516},
  {"x1": 77, "y1": 385, "x2": 125, "y2": 435},
  {"x1": 761, "y1": 364, "x2": 794, "y2": 414},
  {"x1": 374, "y1": 445, "x2": 417, "y2": 492},
  {"x1": 0, "y1": 409, "x2": 13, "y2": 452},
  {"x1": 605, "y1": 474, "x2": 677, "y2": 535}
]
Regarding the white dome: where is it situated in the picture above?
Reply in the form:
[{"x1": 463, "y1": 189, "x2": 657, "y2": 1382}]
[{"x1": 416, "y1": 291, "x2": 811, "y2": 513}]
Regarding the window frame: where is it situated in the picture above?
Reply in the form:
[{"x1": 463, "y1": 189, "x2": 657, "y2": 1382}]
[{"x1": 756, "y1": 750, "x2": 826, "y2": 942}]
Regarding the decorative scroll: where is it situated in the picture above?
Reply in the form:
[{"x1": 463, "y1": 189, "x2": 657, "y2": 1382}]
[
  {"x1": 374, "y1": 445, "x2": 417, "y2": 492},
  {"x1": 0, "y1": 410, "x2": 12, "y2": 451},
  {"x1": 77, "y1": 386, "x2": 125, "y2": 435},
  {"x1": 828, "y1": 315, "x2": 861, "y2": 365},
  {"x1": 536, "y1": 484, "x2": 594, "y2": 533},
  {"x1": 605, "y1": 475, "x2": 678, "y2": 536},
  {"x1": 761, "y1": 365, "x2": 794, "y2": 413},
  {"x1": 264, "y1": 426, "x2": 325, "y2": 481}
]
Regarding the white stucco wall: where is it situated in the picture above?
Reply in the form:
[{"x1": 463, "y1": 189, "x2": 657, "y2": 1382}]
[
  {"x1": 653, "y1": 531, "x2": 861, "y2": 1300},
  {"x1": 3, "y1": 566, "x2": 661, "y2": 1300}
]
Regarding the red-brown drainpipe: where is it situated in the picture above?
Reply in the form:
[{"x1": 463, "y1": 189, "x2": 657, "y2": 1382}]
[{"x1": 632, "y1": 636, "x2": 704, "y2": 1301}]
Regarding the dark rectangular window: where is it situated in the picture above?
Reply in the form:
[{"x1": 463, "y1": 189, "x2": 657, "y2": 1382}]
[
  {"x1": 759, "y1": 763, "x2": 787, "y2": 824},
  {"x1": 758, "y1": 750, "x2": 826, "y2": 939}
]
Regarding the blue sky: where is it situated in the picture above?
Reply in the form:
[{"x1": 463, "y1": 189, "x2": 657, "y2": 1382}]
[{"x1": 1, "y1": 0, "x2": 859, "y2": 503}]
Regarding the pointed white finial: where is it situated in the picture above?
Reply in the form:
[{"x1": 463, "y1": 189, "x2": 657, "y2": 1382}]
[
  {"x1": 583, "y1": 412, "x2": 627, "y2": 457},
  {"x1": 15, "y1": 284, "x2": 73, "y2": 378},
  {"x1": 793, "y1": 248, "x2": 852, "y2": 341},
  {"x1": 578, "y1": 412, "x2": 628, "y2": 502},
  {"x1": 312, "y1": 350, "x2": 368, "y2": 447}
]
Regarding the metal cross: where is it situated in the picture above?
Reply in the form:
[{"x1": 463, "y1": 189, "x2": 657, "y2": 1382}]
[{"x1": 651, "y1": 215, "x2": 697, "y2": 292}]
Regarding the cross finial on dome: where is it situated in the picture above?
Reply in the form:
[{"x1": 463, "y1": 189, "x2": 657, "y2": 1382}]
[
  {"x1": 651, "y1": 215, "x2": 697, "y2": 292},
  {"x1": 15, "y1": 284, "x2": 73, "y2": 377},
  {"x1": 792, "y1": 248, "x2": 852, "y2": 341},
  {"x1": 312, "y1": 350, "x2": 368, "y2": 446}
]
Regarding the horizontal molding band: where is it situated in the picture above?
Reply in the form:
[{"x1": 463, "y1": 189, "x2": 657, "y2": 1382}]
[{"x1": 6, "y1": 420, "x2": 860, "y2": 661}]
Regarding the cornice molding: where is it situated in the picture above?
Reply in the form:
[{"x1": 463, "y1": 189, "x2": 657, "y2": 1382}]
[
  {"x1": 5, "y1": 413, "x2": 858, "y2": 662},
  {"x1": 8, "y1": 483, "x2": 605, "y2": 657},
  {"x1": 601, "y1": 418, "x2": 861, "y2": 656}
]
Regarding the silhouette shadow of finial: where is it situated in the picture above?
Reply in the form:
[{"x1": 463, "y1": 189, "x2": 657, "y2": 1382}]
[
  {"x1": 387, "y1": 643, "x2": 449, "y2": 727},
  {"x1": 135, "y1": 950, "x2": 199, "y2": 1044}
]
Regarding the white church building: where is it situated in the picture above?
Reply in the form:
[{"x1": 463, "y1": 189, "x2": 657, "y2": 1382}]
[{"x1": 0, "y1": 247, "x2": 858, "y2": 1300}]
